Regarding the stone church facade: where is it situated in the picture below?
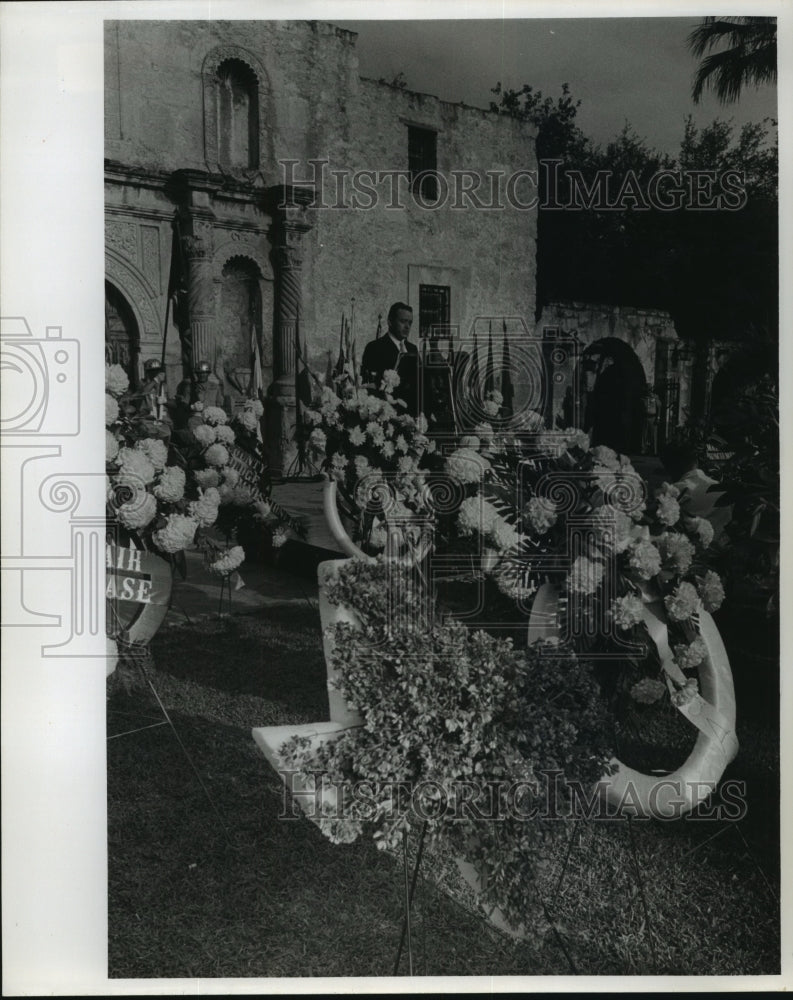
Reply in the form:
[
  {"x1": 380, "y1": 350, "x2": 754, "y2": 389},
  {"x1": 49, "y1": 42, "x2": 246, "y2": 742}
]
[{"x1": 104, "y1": 19, "x2": 537, "y2": 473}]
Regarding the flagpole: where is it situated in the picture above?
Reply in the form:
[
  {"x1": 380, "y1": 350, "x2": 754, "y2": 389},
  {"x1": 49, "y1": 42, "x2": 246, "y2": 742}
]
[
  {"x1": 335, "y1": 312, "x2": 346, "y2": 378},
  {"x1": 501, "y1": 319, "x2": 514, "y2": 419},
  {"x1": 161, "y1": 213, "x2": 182, "y2": 370},
  {"x1": 350, "y1": 297, "x2": 357, "y2": 386},
  {"x1": 484, "y1": 320, "x2": 495, "y2": 394}
]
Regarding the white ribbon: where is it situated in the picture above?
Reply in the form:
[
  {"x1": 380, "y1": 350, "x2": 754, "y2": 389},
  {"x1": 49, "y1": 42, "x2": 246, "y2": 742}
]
[{"x1": 637, "y1": 582, "x2": 735, "y2": 750}]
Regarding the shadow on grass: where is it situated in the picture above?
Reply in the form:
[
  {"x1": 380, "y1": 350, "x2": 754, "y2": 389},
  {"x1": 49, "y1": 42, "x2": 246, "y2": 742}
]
[
  {"x1": 108, "y1": 610, "x2": 781, "y2": 978},
  {"x1": 151, "y1": 608, "x2": 329, "y2": 720},
  {"x1": 107, "y1": 693, "x2": 547, "y2": 979}
]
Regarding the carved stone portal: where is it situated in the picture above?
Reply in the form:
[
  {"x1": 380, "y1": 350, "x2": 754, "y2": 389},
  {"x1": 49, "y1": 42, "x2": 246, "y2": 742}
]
[{"x1": 265, "y1": 187, "x2": 314, "y2": 478}]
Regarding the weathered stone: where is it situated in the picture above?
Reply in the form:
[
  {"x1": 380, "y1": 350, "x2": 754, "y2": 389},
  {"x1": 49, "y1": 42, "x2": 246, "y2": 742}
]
[{"x1": 105, "y1": 19, "x2": 537, "y2": 472}]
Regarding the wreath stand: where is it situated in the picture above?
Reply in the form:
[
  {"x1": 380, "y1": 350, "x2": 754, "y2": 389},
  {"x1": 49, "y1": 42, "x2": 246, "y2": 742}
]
[
  {"x1": 254, "y1": 484, "x2": 745, "y2": 971},
  {"x1": 107, "y1": 543, "x2": 231, "y2": 844},
  {"x1": 253, "y1": 551, "x2": 429, "y2": 975}
]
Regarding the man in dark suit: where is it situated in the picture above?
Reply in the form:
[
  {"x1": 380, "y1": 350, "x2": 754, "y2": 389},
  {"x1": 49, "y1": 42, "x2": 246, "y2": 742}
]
[{"x1": 361, "y1": 302, "x2": 420, "y2": 416}]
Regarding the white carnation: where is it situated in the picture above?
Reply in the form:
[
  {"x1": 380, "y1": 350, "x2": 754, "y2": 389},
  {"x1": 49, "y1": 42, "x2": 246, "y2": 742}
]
[
  {"x1": 446, "y1": 448, "x2": 491, "y2": 485},
  {"x1": 209, "y1": 545, "x2": 245, "y2": 575}
]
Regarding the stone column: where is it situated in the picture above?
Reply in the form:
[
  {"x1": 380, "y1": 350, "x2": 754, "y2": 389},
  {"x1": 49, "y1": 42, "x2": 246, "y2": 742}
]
[
  {"x1": 266, "y1": 187, "x2": 313, "y2": 478},
  {"x1": 170, "y1": 170, "x2": 221, "y2": 393},
  {"x1": 182, "y1": 226, "x2": 216, "y2": 377}
]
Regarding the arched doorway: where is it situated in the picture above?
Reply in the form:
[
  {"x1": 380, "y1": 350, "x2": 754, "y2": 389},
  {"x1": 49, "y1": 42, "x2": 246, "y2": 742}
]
[
  {"x1": 105, "y1": 281, "x2": 140, "y2": 388},
  {"x1": 578, "y1": 338, "x2": 647, "y2": 454}
]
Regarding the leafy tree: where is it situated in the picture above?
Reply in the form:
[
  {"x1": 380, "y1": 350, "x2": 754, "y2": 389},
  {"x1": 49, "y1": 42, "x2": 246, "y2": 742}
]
[
  {"x1": 669, "y1": 116, "x2": 778, "y2": 342},
  {"x1": 490, "y1": 81, "x2": 777, "y2": 341},
  {"x1": 490, "y1": 81, "x2": 590, "y2": 161},
  {"x1": 688, "y1": 16, "x2": 777, "y2": 104}
]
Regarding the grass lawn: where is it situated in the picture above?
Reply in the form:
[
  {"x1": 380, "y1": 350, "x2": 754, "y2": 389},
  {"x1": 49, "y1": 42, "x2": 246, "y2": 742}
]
[{"x1": 107, "y1": 602, "x2": 780, "y2": 979}]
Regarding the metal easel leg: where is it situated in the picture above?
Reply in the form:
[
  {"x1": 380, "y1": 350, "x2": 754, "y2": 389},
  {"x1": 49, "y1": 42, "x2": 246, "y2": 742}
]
[
  {"x1": 134, "y1": 653, "x2": 233, "y2": 847},
  {"x1": 626, "y1": 814, "x2": 659, "y2": 973},
  {"x1": 393, "y1": 822, "x2": 427, "y2": 976}
]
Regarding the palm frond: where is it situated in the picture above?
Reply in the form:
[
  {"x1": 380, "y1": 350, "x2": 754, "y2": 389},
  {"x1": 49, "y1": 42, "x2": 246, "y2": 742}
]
[
  {"x1": 688, "y1": 15, "x2": 777, "y2": 104},
  {"x1": 688, "y1": 16, "x2": 776, "y2": 57}
]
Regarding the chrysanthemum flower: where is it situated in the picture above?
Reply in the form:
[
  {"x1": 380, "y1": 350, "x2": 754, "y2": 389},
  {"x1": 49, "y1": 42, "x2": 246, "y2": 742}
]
[
  {"x1": 116, "y1": 491, "x2": 157, "y2": 530},
  {"x1": 204, "y1": 443, "x2": 230, "y2": 468},
  {"x1": 664, "y1": 581, "x2": 700, "y2": 622},
  {"x1": 105, "y1": 394, "x2": 119, "y2": 426},
  {"x1": 699, "y1": 570, "x2": 725, "y2": 612},
  {"x1": 193, "y1": 423, "x2": 217, "y2": 446},
  {"x1": 152, "y1": 514, "x2": 198, "y2": 553},
  {"x1": 153, "y1": 466, "x2": 186, "y2": 502},
  {"x1": 610, "y1": 593, "x2": 645, "y2": 629}
]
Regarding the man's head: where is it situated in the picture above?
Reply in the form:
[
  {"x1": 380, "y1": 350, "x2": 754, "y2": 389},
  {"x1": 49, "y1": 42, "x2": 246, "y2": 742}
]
[
  {"x1": 194, "y1": 361, "x2": 212, "y2": 383},
  {"x1": 387, "y1": 302, "x2": 413, "y2": 341},
  {"x1": 143, "y1": 359, "x2": 164, "y2": 382}
]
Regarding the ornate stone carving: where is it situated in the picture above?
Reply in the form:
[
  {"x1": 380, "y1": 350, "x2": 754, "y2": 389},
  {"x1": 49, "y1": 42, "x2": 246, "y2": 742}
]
[
  {"x1": 263, "y1": 190, "x2": 314, "y2": 478},
  {"x1": 182, "y1": 234, "x2": 212, "y2": 261},
  {"x1": 105, "y1": 251, "x2": 160, "y2": 337},
  {"x1": 140, "y1": 225, "x2": 161, "y2": 292},
  {"x1": 213, "y1": 236, "x2": 273, "y2": 283},
  {"x1": 106, "y1": 220, "x2": 138, "y2": 263},
  {"x1": 273, "y1": 243, "x2": 303, "y2": 273}
]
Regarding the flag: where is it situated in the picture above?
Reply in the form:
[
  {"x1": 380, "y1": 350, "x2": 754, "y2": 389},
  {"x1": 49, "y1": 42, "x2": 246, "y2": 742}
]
[
  {"x1": 251, "y1": 323, "x2": 263, "y2": 401},
  {"x1": 334, "y1": 312, "x2": 346, "y2": 377},
  {"x1": 296, "y1": 317, "x2": 313, "y2": 409},
  {"x1": 251, "y1": 341, "x2": 264, "y2": 444},
  {"x1": 484, "y1": 321, "x2": 495, "y2": 394},
  {"x1": 470, "y1": 329, "x2": 481, "y2": 408},
  {"x1": 375, "y1": 314, "x2": 383, "y2": 339},
  {"x1": 164, "y1": 213, "x2": 188, "y2": 369},
  {"x1": 351, "y1": 333, "x2": 359, "y2": 387},
  {"x1": 501, "y1": 320, "x2": 514, "y2": 417}
]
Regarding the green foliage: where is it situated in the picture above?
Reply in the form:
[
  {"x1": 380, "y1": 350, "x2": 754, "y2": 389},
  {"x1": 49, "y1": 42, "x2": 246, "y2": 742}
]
[
  {"x1": 490, "y1": 81, "x2": 590, "y2": 161},
  {"x1": 281, "y1": 557, "x2": 615, "y2": 920},
  {"x1": 490, "y1": 76, "x2": 777, "y2": 338},
  {"x1": 712, "y1": 367, "x2": 778, "y2": 616},
  {"x1": 679, "y1": 116, "x2": 778, "y2": 200}
]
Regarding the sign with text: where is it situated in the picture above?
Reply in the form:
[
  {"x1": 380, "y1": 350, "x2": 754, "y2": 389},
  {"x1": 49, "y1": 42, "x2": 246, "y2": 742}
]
[{"x1": 106, "y1": 543, "x2": 172, "y2": 645}]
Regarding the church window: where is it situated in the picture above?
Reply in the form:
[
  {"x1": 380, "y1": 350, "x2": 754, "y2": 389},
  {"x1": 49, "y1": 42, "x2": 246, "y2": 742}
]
[
  {"x1": 217, "y1": 59, "x2": 259, "y2": 170},
  {"x1": 408, "y1": 125, "x2": 438, "y2": 201}
]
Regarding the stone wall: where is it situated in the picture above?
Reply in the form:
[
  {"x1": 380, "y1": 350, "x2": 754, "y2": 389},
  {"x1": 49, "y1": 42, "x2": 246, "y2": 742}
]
[
  {"x1": 536, "y1": 301, "x2": 678, "y2": 386},
  {"x1": 534, "y1": 301, "x2": 691, "y2": 446},
  {"x1": 105, "y1": 19, "x2": 537, "y2": 381}
]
